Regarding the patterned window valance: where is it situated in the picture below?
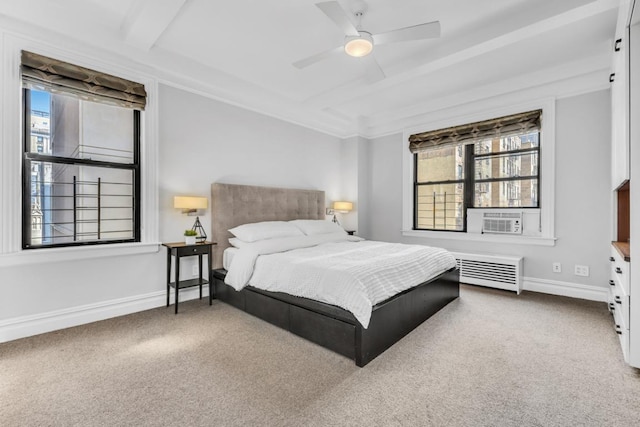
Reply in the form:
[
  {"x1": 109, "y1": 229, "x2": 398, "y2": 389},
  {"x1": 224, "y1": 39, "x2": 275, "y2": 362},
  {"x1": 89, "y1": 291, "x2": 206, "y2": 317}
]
[
  {"x1": 21, "y1": 50, "x2": 147, "y2": 110},
  {"x1": 408, "y1": 109, "x2": 541, "y2": 153}
]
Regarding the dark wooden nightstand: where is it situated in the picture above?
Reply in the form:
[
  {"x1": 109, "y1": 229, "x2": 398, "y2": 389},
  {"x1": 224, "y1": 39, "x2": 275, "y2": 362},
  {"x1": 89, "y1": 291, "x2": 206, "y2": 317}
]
[
  {"x1": 162, "y1": 241, "x2": 216, "y2": 314},
  {"x1": 346, "y1": 230, "x2": 356, "y2": 235}
]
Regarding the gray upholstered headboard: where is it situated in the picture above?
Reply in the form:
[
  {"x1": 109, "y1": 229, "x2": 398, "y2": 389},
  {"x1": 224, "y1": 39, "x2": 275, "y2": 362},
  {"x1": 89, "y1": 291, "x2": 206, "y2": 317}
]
[{"x1": 211, "y1": 183, "x2": 326, "y2": 268}]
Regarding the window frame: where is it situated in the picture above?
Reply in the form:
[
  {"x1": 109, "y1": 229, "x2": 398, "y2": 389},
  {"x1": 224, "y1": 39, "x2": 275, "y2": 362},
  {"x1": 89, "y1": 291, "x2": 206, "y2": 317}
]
[
  {"x1": 413, "y1": 144, "x2": 474, "y2": 232},
  {"x1": 21, "y1": 88, "x2": 142, "y2": 249},
  {"x1": 401, "y1": 100, "x2": 556, "y2": 246},
  {"x1": 0, "y1": 36, "x2": 159, "y2": 265},
  {"x1": 413, "y1": 133, "x2": 541, "y2": 232},
  {"x1": 473, "y1": 144, "x2": 540, "y2": 210}
]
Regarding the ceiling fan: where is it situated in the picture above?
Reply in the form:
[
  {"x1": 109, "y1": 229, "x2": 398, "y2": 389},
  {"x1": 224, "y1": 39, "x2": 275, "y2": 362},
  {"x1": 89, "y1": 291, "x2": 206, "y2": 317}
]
[{"x1": 293, "y1": 1, "x2": 441, "y2": 82}]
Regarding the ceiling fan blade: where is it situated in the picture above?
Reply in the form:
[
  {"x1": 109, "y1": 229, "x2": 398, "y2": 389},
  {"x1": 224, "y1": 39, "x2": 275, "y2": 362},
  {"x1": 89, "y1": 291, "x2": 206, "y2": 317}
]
[
  {"x1": 373, "y1": 21, "x2": 441, "y2": 45},
  {"x1": 316, "y1": 1, "x2": 359, "y2": 37},
  {"x1": 362, "y1": 55, "x2": 386, "y2": 83},
  {"x1": 293, "y1": 46, "x2": 343, "y2": 69}
]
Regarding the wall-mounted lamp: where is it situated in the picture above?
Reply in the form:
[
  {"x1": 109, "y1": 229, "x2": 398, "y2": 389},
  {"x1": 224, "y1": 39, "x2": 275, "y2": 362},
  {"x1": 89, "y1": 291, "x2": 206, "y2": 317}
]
[
  {"x1": 326, "y1": 201, "x2": 353, "y2": 225},
  {"x1": 174, "y1": 196, "x2": 207, "y2": 215},
  {"x1": 174, "y1": 196, "x2": 208, "y2": 243}
]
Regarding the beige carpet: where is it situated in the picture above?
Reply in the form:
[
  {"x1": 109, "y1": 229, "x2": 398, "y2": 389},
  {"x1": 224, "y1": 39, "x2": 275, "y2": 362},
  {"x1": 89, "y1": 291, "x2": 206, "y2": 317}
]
[{"x1": 2, "y1": 285, "x2": 640, "y2": 427}]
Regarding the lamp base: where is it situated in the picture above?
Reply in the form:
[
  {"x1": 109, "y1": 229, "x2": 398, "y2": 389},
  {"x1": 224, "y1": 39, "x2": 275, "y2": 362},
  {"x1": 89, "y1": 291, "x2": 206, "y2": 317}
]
[{"x1": 191, "y1": 216, "x2": 207, "y2": 243}]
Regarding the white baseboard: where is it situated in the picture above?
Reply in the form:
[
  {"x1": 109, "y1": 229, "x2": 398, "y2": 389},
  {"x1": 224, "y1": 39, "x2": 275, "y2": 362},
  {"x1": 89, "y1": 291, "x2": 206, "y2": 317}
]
[
  {"x1": 0, "y1": 285, "x2": 210, "y2": 343},
  {"x1": 522, "y1": 277, "x2": 608, "y2": 302},
  {"x1": 1, "y1": 276, "x2": 607, "y2": 344}
]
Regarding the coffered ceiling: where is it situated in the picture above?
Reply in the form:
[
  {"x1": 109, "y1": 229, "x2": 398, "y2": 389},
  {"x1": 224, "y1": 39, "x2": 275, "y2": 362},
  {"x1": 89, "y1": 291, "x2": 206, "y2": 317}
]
[{"x1": 0, "y1": 0, "x2": 620, "y2": 137}]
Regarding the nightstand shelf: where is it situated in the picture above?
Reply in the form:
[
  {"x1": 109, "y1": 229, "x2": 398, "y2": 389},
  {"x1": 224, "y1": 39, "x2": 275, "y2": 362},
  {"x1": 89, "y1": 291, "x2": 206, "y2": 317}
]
[
  {"x1": 169, "y1": 277, "x2": 210, "y2": 290},
  {"x1": 162, "y1": 241, "x2": 216, "y2": 314}
]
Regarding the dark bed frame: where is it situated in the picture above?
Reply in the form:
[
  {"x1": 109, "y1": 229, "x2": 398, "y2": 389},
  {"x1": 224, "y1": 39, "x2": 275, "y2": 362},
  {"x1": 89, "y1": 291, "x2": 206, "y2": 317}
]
[
  {"x1": 210, "y1": 182, "x2": 460, "y2": 367},
  {"x1": 212, "y1": 267, "x2": 459, "y2": 367}
]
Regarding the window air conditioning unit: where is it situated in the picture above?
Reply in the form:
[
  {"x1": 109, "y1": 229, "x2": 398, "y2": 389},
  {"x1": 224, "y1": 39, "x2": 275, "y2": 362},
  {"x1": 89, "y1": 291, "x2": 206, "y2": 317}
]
[{"x1": 482, "y1": 212, "x2": 522, "y2": 235}]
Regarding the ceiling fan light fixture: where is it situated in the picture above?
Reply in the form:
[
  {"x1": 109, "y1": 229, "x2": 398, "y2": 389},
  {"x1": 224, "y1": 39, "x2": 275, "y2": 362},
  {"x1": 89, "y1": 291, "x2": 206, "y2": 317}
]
[{"x1": 344, "y1": 32, "x2": 373, "y2": 57}]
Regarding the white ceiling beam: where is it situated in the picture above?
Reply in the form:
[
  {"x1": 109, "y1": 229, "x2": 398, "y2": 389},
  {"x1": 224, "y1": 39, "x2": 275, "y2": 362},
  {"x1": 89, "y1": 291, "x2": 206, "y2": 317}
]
[
  {"x1": 304, "y1": 0, "x2": 620, "y2": 110},
  {"x1": 122, "y1": 0, "x2": 187, "y2": 51}
]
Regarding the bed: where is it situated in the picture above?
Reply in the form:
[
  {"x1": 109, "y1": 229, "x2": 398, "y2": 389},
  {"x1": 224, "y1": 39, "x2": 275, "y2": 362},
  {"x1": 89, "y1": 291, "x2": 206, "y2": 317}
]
[{"x1": 210, "y1": 183, "x2": 459, "y2": 367}]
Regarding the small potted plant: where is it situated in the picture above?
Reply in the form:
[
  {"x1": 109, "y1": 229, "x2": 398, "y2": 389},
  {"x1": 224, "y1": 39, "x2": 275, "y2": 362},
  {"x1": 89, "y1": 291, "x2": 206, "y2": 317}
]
[{"x1": 184, "y1": 229, "x2": 197, "y2": 245}]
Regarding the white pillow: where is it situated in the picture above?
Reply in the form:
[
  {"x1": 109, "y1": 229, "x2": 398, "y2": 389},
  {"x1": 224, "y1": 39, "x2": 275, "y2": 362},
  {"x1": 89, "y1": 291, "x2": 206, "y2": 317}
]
[
  {"x1": 228, "y1": 221, "x2": 304, "y2": 243},
  {"x1": 290, "y1": 219, "x2": 346, "y2": 236},
  {"x1": 228, "y1": 237, "x2": 247, "y2": 248}
]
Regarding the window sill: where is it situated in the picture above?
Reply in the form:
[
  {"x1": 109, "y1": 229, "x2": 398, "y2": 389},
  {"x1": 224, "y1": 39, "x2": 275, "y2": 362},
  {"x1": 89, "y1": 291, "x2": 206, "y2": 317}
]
[
  {"x1": 0, "y1": 242, "x2": 161, "y2": 267},
  {"x1": 402, "y1": 230, "x2": 556, "y2": 246}
]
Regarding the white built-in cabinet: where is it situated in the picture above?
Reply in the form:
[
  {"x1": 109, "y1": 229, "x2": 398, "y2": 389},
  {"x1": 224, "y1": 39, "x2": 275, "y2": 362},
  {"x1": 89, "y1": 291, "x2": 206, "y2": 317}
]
[
  {"x1": 611, "y1": 24, "x2": 629, "y2": 190},
  {"x1": 629, "y1": 7, "x2": 640, "y2": 369},
  {"x1": 610, "y1": 0, "x2": 639, "y2": 368}
]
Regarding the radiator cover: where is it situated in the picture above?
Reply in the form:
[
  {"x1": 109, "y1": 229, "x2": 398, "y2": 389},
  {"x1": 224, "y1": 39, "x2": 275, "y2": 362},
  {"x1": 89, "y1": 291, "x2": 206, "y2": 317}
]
[{"x1": 451, "y1": 251, "x2": 523, "y2": 293}]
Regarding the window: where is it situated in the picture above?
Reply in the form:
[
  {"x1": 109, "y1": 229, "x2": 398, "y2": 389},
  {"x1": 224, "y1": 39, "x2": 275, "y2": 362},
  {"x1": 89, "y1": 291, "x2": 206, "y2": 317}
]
[
  {"x1": 21, "y1": 51, "x2": 146, "y2": 249},
  {"x1": 410, "y1": 110, "x2": 541, "y2": 232},
  {"x1": 472, "y1": 133, "x2": 539, "y2": 210},
  {"x1": 414, "y1": 144, "x2": 466, "y2": 231}
]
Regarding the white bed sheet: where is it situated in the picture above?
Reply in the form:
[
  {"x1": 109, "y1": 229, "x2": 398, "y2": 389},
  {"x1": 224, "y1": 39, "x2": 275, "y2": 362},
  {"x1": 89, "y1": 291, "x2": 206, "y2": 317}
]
[
  {"x1": 223, "y1": 247, "x2": 238, "y2": 271},
  {"x1": 225, "y1": 236, "x2": 456, "y2": 328}
]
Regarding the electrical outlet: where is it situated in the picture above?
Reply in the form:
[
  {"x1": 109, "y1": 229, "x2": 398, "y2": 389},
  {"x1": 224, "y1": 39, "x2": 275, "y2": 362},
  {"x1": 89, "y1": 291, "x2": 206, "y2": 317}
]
[
  {"x1": 192, "y1": 264, "x2": 199, "y2": 277},
  {"x1": 574, "y1": 265, "x2": 589, "y2": 277},
  {"x1": 552, "y1": 262, "x2": 562, "y2": 273}
]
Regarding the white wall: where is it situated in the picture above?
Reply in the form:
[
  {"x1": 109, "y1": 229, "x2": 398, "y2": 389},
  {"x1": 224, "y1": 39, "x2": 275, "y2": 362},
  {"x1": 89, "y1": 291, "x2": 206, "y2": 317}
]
[
  {"x1": 336, "y1": 136, "x2": 372, "y2": 232},
  {"x1": 338, "y1": 137, "x2": 358, "y2": 231},
  {"x1": 158, "y1": 84, "x2": 342, "y2": 243},
  {"x1": 357, "y1": 137, "x2": 372, "y2": 237},
  {"x1": 362, "y1": 90, "x2": 612, "y2": 294}
]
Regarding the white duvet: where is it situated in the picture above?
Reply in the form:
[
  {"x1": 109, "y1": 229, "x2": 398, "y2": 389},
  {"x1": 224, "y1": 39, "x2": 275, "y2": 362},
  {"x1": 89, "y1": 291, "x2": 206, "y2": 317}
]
[{"x1": 224, "y1": 234, "x2": 456, "y2": 328}]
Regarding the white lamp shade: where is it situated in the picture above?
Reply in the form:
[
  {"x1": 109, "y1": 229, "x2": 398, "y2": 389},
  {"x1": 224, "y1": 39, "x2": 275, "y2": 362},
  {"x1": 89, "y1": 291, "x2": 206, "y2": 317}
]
[
  {"x1": 332, "y1": 201, "x2": 353, "y2": 212},
  {"x1": 174, "y1": 196, "x2": 208, "y2": 210}
]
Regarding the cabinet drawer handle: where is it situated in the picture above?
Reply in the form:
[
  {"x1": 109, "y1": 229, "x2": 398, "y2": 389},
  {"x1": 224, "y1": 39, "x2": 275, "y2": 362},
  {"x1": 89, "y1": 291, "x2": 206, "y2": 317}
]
[
  {"x1": 610, "y1": 73, "x2": 616, "y2": 83},
  {"x1": 615, "y1": 296, "x2": 622, "y2": 304},
  {"x1": 615, "y1": 325, "x2": 622, "y2": 335},
  {"x1": 615, "y1": 38, "x2": 622, "y2": 52},
  {"x1": 616, "y1": 267, "x2": 622, "y2": 274},
  {"x1": 609, "y1": 280, "x2": 615, "y2": 286},
  {"x1": 609, "y1": 303, "x2": 615, "y2": 311},
  {"x1": 610, "y1": 256, "x2": 615, "y2": 262}
]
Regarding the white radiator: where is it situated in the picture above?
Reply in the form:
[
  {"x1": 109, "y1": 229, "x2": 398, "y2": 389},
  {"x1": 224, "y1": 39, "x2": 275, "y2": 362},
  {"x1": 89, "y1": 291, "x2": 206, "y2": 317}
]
[{"x1": 452, "y1": 251, "x2": 523, "y2": 293}]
